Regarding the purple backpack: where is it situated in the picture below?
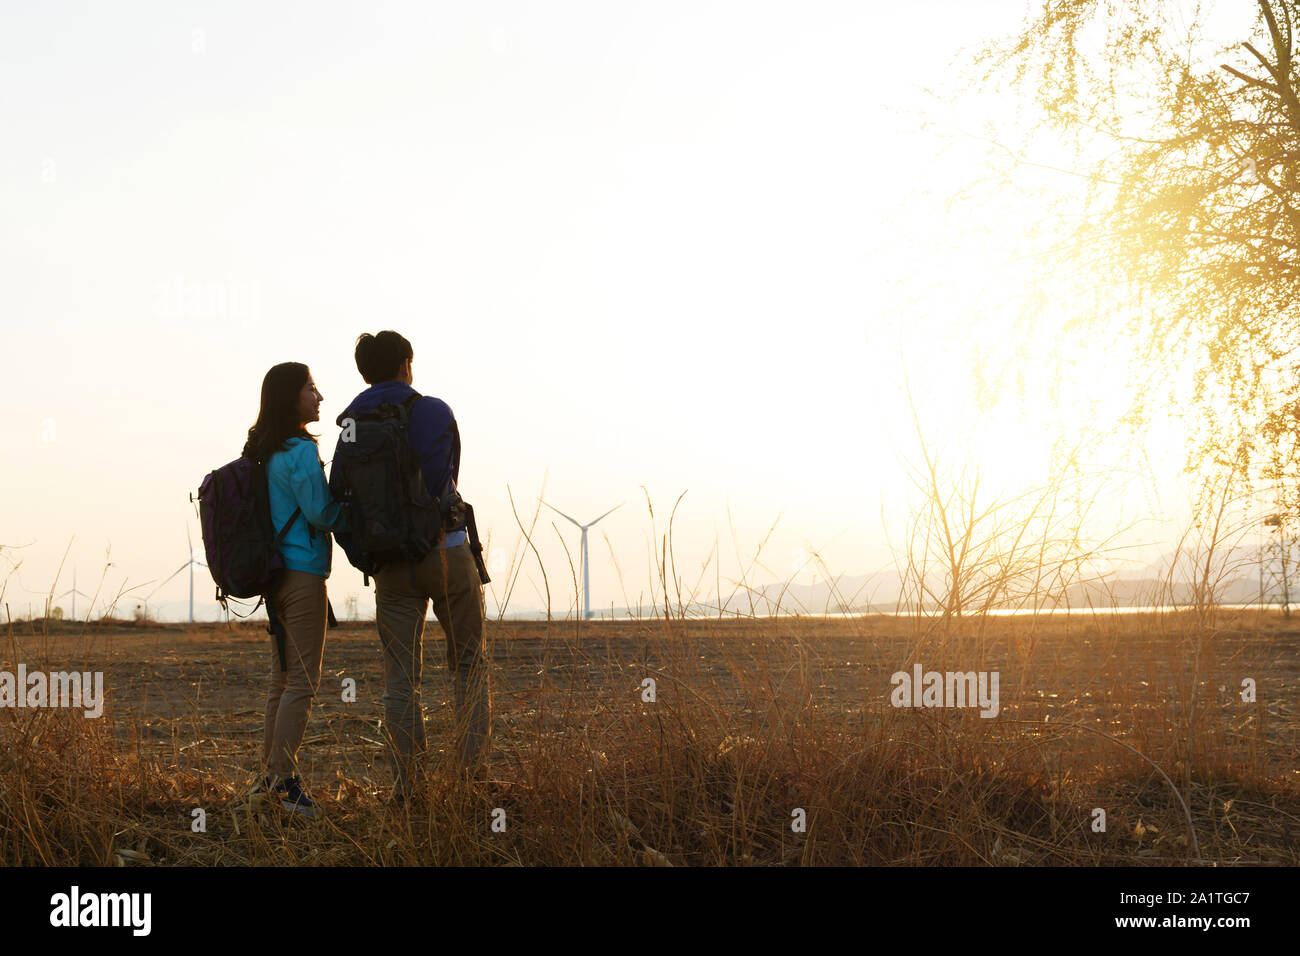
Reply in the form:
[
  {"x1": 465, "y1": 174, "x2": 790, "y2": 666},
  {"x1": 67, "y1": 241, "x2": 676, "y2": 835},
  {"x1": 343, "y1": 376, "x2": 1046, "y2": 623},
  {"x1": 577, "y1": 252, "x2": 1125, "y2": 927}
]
[{"x1": 197, "y1": 456, "x2": 300, "y2": 606}]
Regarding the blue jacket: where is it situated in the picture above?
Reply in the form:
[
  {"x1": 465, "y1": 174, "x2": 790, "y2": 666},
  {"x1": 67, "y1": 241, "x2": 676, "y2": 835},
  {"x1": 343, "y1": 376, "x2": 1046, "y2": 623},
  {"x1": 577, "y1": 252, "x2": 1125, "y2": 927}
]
[
  {"x1": 335, "y1": 381, "x2": 467, "y2": 548},
  {"x1": 267, "y1": 437, "x2": 346, "y2": 576}
]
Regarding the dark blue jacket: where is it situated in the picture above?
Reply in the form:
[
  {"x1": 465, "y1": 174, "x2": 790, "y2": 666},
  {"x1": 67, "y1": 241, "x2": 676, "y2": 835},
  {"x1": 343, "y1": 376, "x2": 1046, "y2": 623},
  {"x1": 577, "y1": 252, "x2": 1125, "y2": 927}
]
[{"x1": 334, "y1": 381, "x2": 467, "y2": 543}]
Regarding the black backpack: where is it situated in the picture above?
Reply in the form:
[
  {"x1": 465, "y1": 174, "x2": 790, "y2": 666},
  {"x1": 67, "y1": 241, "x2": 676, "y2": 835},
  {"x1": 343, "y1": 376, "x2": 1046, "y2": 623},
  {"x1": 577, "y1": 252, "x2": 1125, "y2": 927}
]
[{"x1": 329, "y1": 395, "x2": 442, "y2": 580}]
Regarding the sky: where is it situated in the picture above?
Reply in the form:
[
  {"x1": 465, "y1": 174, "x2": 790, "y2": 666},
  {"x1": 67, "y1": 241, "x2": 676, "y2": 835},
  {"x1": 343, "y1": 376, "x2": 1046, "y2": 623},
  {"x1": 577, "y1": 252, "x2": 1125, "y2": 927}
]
[{"x1": 0, "y1": 0, "x2": 1262, "y2": 621}]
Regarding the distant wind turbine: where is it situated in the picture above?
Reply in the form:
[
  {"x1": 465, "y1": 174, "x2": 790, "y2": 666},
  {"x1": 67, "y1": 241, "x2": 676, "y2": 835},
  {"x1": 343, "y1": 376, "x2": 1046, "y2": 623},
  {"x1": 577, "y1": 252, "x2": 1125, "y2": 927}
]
[
  {"x1": 145, "y1": 526, "x2": 208, "y2": 623},
  {"x1": 543, "y1": 500, "x2": 623, "y2": 620},
  {"x1": 55, "y1": 567, "x2": 94, "y2": 621}
]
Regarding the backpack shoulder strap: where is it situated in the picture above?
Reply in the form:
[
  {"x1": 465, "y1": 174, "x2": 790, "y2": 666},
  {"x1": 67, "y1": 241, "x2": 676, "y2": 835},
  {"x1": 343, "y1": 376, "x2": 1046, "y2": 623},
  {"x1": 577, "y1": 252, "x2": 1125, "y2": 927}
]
[
  {"x1": 363, "y1": 397, "x2": 416, "y2": 424},
  {"x1": 273, "y1": 507, "x2": 302, "y2": 547},
  {"x1": 393, "y1": 393, "x2": 420, "y2": 424}
]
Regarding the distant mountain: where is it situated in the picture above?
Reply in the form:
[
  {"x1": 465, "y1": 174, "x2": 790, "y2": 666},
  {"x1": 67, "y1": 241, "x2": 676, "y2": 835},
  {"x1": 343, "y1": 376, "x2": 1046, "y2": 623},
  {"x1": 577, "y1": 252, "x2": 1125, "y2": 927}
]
[{"x1": 605, "y1": 544, "x2": 1295, "y2": 617}]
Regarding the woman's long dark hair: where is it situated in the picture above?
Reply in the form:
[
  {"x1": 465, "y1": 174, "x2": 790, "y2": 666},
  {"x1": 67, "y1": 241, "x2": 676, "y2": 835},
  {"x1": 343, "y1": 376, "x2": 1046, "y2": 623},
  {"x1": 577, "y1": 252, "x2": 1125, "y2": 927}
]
[{"x1": 242, "y1": 362, "x2": 315, "y2": 462}]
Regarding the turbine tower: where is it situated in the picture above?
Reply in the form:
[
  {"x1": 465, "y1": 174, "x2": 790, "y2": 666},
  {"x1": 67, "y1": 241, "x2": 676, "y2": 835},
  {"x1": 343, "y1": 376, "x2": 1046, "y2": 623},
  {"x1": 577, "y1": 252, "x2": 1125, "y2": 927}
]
[
  {"x1": 55, "y1": 567, "x2": 93, "y2": 621},
  {"x1": 145, "y1": 526, "x2": 208, "y2": 622},
  {"x1": 543, "y1": 500, "x2": 623, "y2": 620}
]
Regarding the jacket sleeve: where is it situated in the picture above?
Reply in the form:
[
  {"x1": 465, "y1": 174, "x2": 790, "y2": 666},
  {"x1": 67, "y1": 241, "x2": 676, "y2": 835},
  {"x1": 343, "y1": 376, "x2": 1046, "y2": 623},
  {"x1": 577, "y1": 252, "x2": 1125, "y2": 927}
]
[
  {"x1": 289, "y1": 441, "x2": 347, "y2": 532},
  {"x1": 411, "y1": 397, "x2": 459, "y2": 500}
]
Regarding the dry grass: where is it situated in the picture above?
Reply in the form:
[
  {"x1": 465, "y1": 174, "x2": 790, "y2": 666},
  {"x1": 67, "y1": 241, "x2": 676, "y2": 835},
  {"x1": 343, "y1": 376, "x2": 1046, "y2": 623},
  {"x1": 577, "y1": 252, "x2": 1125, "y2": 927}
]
[{"x1": 1, "y1": 607, "x2": 1296, "y2": 866}]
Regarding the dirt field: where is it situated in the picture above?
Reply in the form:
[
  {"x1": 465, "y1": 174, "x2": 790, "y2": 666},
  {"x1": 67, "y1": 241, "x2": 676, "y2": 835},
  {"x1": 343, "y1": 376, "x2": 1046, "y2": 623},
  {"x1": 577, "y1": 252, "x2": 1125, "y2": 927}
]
[{"x1": 1, "y1": 610, "x2": 1297, "y2": 865}]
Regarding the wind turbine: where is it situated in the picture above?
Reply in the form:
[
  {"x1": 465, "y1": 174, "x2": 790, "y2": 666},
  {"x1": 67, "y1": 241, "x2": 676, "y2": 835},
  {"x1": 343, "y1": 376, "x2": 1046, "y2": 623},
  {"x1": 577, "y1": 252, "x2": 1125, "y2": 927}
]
[
  {"x1": 543, "y1": 500, "x2": 623, "y2": 620},
  {"x1": 145, "y1": 526, "x2": 208, "y2": 622},
  {"x1": 55, "y1": 567, "x2": 94, "y2": 621}
]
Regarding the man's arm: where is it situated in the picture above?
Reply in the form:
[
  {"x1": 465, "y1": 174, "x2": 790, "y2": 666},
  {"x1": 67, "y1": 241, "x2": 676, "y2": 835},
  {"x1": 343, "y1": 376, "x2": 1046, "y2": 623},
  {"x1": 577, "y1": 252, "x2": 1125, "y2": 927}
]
[{"x1": 409, "y1": 395, "x2": 461, "y2": 507}]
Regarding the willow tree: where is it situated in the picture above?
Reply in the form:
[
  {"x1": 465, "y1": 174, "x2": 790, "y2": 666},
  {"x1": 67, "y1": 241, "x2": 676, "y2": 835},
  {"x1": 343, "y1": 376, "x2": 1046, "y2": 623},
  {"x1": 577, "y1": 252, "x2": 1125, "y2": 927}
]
[{"x1": 975, "y1": 1, "x2": 1299, "y2": 470}]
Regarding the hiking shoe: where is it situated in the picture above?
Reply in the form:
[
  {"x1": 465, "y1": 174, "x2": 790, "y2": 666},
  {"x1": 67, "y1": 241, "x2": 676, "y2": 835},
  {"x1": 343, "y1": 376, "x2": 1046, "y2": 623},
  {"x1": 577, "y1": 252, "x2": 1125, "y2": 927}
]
[{"x1": 274, "y1": 775, "x2": 318, "y2": 819}]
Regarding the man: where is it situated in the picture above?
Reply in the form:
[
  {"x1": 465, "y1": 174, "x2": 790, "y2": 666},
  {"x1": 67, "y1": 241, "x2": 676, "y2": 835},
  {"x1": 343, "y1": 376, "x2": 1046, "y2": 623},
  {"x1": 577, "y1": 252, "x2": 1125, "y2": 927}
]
[{"x1": 334, "y1": 330, "x2": 490, "y2": 798}]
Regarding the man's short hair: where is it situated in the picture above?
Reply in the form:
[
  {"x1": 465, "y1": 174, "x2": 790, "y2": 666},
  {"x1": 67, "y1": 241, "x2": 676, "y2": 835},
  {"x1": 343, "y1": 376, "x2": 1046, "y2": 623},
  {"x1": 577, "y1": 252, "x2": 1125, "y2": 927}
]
[{"x1": 355, "y1": 330, "x2": 414, "y2": 383}]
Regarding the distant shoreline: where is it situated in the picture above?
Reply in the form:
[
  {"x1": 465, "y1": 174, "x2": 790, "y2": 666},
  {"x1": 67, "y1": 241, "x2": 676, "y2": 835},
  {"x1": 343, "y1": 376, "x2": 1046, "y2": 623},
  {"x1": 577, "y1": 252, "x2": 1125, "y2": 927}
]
[{"x1": 13, "y1": 601, "x2": 1296, "y2": 627}]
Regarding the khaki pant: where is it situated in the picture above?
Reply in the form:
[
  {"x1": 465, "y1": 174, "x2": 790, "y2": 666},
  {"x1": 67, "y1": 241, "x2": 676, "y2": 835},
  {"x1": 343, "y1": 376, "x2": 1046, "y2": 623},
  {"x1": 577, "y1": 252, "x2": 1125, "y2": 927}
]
[
  {"x1": 263, "y1": 569, "x2": 328, "y2": 780},
  {"x1": 374, "y1": 542, "x2": 490, "y2": 791}
]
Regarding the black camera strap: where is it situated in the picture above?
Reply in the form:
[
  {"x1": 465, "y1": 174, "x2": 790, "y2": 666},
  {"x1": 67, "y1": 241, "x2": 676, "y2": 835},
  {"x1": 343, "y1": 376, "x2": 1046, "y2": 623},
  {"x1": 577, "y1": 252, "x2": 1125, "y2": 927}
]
[{"x1": 465, "y1": 503, "x2": 490, "y2": 585}]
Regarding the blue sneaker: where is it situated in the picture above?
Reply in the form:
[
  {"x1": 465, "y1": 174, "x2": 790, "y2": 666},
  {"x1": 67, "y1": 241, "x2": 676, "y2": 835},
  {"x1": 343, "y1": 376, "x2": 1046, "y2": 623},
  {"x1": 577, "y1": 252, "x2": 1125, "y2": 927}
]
[{"x1": 274, "y1": 775, "x2": 318, "y2": 819}]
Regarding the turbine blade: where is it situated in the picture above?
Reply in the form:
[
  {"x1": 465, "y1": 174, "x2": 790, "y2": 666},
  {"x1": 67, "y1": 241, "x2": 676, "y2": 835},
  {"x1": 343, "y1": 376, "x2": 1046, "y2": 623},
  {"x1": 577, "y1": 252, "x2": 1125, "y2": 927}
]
[
  {"x1": 585, "y1": 501, "x2": 625, "y2": 528},
  {"x1": 145, "y1": 563, "x2": 189, "y2": 601},
  {"x1": 541, "y1": 500, "x2": 583, "y2": 528}
]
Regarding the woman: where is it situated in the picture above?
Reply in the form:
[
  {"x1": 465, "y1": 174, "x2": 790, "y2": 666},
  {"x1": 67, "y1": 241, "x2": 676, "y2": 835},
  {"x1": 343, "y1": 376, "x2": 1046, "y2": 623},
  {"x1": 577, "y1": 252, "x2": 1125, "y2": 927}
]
[{"x1": 242, "y1": 362, "x2": 346, "y2": 818}]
